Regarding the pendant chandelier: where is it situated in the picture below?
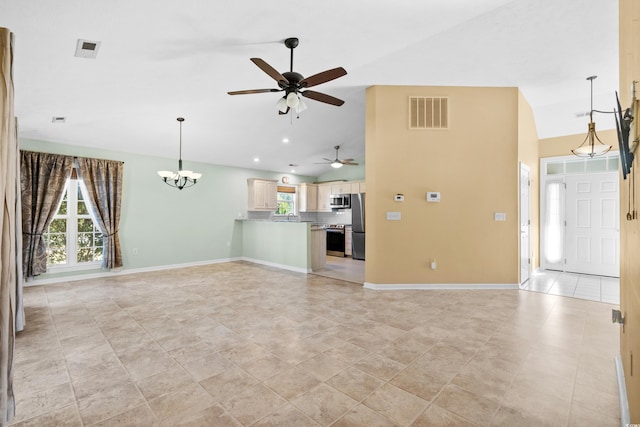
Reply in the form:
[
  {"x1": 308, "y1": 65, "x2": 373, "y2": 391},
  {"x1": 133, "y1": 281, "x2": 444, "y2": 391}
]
[
  {"x1": 571, "y1": 75, "x2": 612, "y2": 158},
  {"x1": 157, "y1": 117, "x2": 202, "y2": 190}
]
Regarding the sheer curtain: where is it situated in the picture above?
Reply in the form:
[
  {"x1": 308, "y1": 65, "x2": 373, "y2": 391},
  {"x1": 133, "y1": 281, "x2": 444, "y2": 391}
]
[
  {"x1": 0, "y1": 26, "x2": 18, "y2": 426},
  {"x1": 76, "y1": 157, "x2": 124, "y2": 269},
  {"x1": 20, "y1": 151, "x2": 74, "y2": 278}
]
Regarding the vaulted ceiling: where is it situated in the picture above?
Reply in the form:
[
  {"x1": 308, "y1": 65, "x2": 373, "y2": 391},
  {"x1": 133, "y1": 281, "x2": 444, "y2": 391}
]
[{"x1": 3, "y1": 0, "x2": 619, "y2": 176}]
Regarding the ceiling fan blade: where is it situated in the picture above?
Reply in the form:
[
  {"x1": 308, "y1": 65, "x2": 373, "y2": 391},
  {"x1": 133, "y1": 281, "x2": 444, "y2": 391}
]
[
  {"x1": 321, "y1": 157, "x2": 333, "y2": 162},
  {"x1": 314, "y1": 162, "x2": 331, "y2": 164},
  {"x1": 301, "y1": 90, "x2": 345, "y2": 106},
  {"x1": 228, "y1": 88, "x2": 282, "y2": 95},
  {"x1": 343, "y1": 161, "x2": 359, "y2": 166},
  {"x1": 250, "y1": 58, "x2": 289, "y2": 84},
  {"x1": 341, "y1": 158, "x2": 354, "y2": 162},
  {"x1": 300, "y1": 67, "x2": 347, "y2": 88}
]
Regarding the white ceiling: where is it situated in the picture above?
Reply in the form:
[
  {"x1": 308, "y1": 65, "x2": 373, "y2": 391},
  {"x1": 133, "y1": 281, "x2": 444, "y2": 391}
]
[{"x1": 3, "y1": 0, "x2": 619, "y2": 177}]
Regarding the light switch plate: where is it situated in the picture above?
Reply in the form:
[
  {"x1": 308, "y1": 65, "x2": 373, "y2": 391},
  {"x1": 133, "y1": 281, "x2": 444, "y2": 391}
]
[{"x1": 386, "y1": 212, "x2": 401, "y2": 220}]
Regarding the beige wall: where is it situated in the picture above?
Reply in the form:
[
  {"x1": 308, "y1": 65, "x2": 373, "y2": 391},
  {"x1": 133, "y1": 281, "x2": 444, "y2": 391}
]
[
  {"x1": 365, "y1": 85, "x2": 538, "y2": 285},
  {"x1": 619, "y1": 0, "x2": 639, "y2": 421}
]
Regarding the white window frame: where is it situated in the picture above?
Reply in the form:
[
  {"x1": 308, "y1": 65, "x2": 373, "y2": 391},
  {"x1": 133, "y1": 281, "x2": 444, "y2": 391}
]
[
  {"x1": 45, "y1": 178, "x2": 103, "y2": 272},
  {"x1": 274, "y1": 185, "x2": 298, "y2": 216}
]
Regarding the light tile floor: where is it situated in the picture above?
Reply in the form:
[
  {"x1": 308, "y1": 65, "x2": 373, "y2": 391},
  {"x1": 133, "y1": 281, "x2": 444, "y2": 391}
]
[
  {"x1": 10, "y1": 261, "x2": 621, "y2": 426},
  {"x1": 521, "y1": 270, "x2": 620, "y2": 305},
  {"x1": 312, "y1": 256, "x2": 365, "y2": 284}
]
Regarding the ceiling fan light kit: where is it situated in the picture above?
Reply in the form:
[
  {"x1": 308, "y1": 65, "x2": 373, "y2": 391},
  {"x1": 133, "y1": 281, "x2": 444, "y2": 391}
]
[
  {"x1": 317, "y1": 145, "x2": 358, "y2": 168},
  {"x1": 157, "y1": 117, "x2": 202, "y2": 190},
  {"x1": 228, "y1": 37, "x2": 347, "y2": 116}
]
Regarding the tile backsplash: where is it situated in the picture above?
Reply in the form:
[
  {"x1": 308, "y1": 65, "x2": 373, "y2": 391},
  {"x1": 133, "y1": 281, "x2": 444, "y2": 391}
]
[{"x1": 246, "y1": 210, "x2": 352, "y2": 225}]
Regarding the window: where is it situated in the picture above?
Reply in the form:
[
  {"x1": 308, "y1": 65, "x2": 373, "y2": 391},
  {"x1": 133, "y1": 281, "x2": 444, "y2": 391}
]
[
  {"x1": 44, "y1": 178, "x2": 103, "y2": 268},
  {"x1": 275, "y1": 185, "x2": 296, "y2": 215}
]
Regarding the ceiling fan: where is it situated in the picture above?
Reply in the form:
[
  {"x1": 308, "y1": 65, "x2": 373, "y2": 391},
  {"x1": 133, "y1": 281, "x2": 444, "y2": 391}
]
[
  {"x1": 317, "y1": 146, "x2": 358, "y2": 168},
  {"x1": 228, "y1": 37, "x2": 347, "y2": 115}
]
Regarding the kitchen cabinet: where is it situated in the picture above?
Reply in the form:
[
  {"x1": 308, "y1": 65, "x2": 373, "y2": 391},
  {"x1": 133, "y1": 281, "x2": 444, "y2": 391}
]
[
  {"x1": 317, "y1": 183, "x2": 332, "y2": 212},
  {"x1": 349, "y1": 181, "x2": 366, "y2": 194},
  {"x1": 331, "y1": 182, "x2": 351, "y2": 195},
  {"x1": 298, "y1": 183, "x2": 318, "y2": 212},
  {"x1": 345, "y1": 225, "x2": 353, "y2": 256},
  {"x1": 247, "y1": 178, "x2": 277, "y2": 211},
  {"x1": 359, "y1": 182, "x2": 366, "y2": 193}
]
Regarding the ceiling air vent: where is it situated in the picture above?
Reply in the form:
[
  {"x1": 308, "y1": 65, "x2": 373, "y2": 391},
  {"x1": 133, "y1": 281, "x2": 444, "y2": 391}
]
[
  {"x1": 51, "y1": 116, "x2": 66, "y2": 124},
  {"x1": 409, "y1": 96, "x2": 448, "y2": 129},
  {"x1": 74, "y1": 39, "x2": 101, "y2": 59}
]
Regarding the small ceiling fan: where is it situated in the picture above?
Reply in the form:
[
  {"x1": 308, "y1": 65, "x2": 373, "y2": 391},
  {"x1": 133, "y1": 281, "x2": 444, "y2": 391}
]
[
  {"x1": 228, "y1": 37, "x2": 347, "y2": 115},
  {"x1": 316, "y1": 146, "x2": 358, "y2": 168}
]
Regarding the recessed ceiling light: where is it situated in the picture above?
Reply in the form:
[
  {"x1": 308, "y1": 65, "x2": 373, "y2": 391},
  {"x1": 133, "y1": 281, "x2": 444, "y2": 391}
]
[
  {"x1": 282, "y1": 138, "x2": 289, "y2": 143},
  {"x1": 253, "y1": 157, "x2": 260, "y2": 162},
  {"x1": 74, "y1": 39, "x2": 101, "y2": 59},
  {"x1": 51, "y1": 116, "x2": 66, "y2": 123},
  {"x1": 291, "y1": 169, "x2": 296, "y2": 173}
]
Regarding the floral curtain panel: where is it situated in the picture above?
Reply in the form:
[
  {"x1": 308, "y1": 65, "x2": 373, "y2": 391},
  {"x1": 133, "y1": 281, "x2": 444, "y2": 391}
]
[
  {"x1": 76, "y1": 157, "x2": 123, "y2": 269},
  {"x1": 0, "y1": 26, "x2": 18, "y2": 426},
  {"x1": 20, "y1": 151, "x2": 74, "y2": 278}
]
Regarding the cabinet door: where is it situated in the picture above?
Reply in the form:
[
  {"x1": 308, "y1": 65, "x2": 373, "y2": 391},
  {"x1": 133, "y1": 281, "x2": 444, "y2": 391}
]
[
  {"x1": 359, "y1": 182, "x2": 366, "y2": 193},
  {"x1": 317, "y1": 184, "x2": 332, "y2": 212},
  {"x1": 248, "y1": 179, "x2": 277, "y2": 211},
  {"x1": 299, "y1": 184, "x2": 318, "y2": 212},
  {"x1": 331, "y1": 182, "x2": 350, "y2": 194}
]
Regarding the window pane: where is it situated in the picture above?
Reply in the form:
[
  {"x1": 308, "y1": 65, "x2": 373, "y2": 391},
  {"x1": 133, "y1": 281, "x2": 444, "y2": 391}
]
[
  {"x1": 78, "y1": 218, "x2": 94, "y2": 232},
  {"x1": 78, "y1": 201, "x2": 89, "y2": 215},
  {"x1": 48, "y1": 249, "x2": 67, "y2": 265},
  {"x1": 585, "y1": 158, "x2": 606, "y2": 172},
  {"x1": 48, "y1": 233, "x2": 66, "y2": 248},
  {"x1": 566, "y1": 160, "x2": 585, "y2": 174},
  {"x1": 50, "y1": 218, "x2": 67, "y2": 233},
  {"x1": 95, "y1": 233, "x2": 103, "y2": 247},
  {"x1": 95, "y1": 247, "x2": 103, "y2": 261},
  {"x1": 607, "y1": 157, "x2": 619, "y2": 170},
  {"x1": 58, "y1": 200, "x2": 67, "y2": 215},
  {"x1": 546, "y1": 162, "x2": 564, "y2": 175},
  {"x1": 77, "y1": 248, "x2": 94, "y2": 263},
  {"x1": 77, "y1": 232, "x2": 93, "y2": 248}
]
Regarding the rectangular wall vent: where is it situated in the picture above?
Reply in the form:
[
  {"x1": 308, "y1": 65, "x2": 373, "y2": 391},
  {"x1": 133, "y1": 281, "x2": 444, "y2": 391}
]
[
  {"x1": 409, "y1": 96, "x2": 448, "y2": 129},
  {"x1": 74, "y1": 39, "x2": 101, "y2": 59},
  {"x1": 51, "y1": 116, "x2": 66, "y2": 124}
]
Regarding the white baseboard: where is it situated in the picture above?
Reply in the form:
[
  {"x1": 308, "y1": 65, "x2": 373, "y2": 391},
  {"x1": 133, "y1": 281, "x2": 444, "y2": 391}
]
[
  {"x1": 363, "y1": 282, "x2": 519, "y2": 291},
  {"x1": 24, "y1": 258, "x2": 242, "y2": 286},
  {"x1": 615, "y1": 353, "x2": 630, "y2": 426},
  {"x1": 240, "y1": 257, "x2": 311, "y2": 274}
]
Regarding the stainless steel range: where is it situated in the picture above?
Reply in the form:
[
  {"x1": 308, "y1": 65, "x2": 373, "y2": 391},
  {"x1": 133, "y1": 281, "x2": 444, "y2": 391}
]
[{"x1": 326, "y1": 224, "x2": 347, "y2": 257}]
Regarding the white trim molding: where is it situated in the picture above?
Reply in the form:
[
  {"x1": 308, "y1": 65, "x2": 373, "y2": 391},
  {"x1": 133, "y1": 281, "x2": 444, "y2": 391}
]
[
  {"x1": 363, "y1": 282, "x2": 519, "y2": 291},
  {"x1": 24, "y1": 258, "x2": 242, "y2": 286}
]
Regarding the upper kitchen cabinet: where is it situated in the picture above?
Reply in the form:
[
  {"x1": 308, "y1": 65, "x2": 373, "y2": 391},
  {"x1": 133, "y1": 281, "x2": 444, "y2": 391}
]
[
  {"x1": 330, "y1": 182, "x2": 351, "y2": 195},
  {"x1": 317, "y1": 183, "x2": 332, "y2": 212},
  {"x1": 247, "y1": 178, "x2": 277, "y2": 211},
  {"x1": 350, "y1": 182, "x2": 366, "y2": 194},
  {"x1": 298, "y1": 183, "x2": 318, "y2": 212}
]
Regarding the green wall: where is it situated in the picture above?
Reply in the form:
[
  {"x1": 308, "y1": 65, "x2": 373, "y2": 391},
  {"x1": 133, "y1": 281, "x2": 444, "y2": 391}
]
[
  {"x1": 316, "y1": 161, "x2": 365, "y2": 182},
  {"x1": 20, "y1": 138, "x2": 316, "y2": 280}
]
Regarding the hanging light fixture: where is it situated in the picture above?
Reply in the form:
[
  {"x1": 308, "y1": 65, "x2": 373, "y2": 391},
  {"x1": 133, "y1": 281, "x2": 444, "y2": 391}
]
[
  {"x1": 572, "y1": 75, "x2": 612, "y2": 158},
  {"x1": 157, "y1": 117, "x2": 202, "y2": 190},
  {"x1": 277, "y1": 91, "x2": 308, "y2": 115}
]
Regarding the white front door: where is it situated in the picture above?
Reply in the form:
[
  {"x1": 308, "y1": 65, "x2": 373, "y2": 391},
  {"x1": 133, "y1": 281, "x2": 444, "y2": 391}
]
[
  {"x1": 520, "y1": 163, "x2": 531, "y2": 286},
  {"x1": 565, "y1": 172, "x2": 619, "y2": 277}
]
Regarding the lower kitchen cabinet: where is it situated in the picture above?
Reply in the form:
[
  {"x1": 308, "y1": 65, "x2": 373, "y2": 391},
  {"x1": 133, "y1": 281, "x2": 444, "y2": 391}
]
[{"x1": 345, "y1": 225, "x2": 353, "y2": 256}]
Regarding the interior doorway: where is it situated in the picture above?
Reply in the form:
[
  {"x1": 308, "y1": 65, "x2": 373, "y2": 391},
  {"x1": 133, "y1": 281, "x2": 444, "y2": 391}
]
[
  {"x1": 520, "y1": 163, "x2": 531, "y2": 286},
  {"x1": 541, "y1": 155, "x2": 620, "y2": 277}
]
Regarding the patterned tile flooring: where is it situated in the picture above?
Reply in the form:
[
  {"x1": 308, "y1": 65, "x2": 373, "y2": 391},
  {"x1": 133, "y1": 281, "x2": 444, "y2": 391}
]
[
  {"x1": 521, "y1": 270, "x2": 620, "y2": 305},
  {"x1": 10, "y1": 262, "x2": 621, "y2": 426}
]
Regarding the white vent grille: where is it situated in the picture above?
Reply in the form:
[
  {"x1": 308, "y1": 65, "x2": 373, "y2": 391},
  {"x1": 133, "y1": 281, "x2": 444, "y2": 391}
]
[{"x1": 409, "y1": 96, "x2": 448, "y2": 129}]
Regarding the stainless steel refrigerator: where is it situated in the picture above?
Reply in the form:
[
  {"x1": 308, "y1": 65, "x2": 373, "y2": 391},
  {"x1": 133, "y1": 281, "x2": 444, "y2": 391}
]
[{"x1": 351, "y1": 193, "x2": 365, "y2": 260}]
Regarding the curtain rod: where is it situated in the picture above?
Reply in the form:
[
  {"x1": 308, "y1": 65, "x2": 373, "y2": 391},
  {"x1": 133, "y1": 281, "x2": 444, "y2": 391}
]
[{"x1": 73, "y1": 156, "x2": 124, "y2": 164}]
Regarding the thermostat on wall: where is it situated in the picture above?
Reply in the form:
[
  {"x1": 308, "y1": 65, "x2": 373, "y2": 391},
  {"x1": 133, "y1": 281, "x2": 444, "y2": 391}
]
[{"x1": 426, "y1": 192, "x2": 440, "y2": 202}]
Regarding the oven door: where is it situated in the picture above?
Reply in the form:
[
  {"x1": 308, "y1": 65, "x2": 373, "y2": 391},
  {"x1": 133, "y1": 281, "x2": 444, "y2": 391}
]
[{"x1": 326, "y1": 229, "x2": 345, "y2": 257}]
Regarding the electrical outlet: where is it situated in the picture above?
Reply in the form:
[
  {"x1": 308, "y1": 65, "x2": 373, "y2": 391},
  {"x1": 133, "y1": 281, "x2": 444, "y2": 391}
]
[
  {"x1": 132, "y1": 248, "x2": 138, "y2": 255},
  {"x1": 430, "y1": 259, "x2": 436, "y2": 270}
]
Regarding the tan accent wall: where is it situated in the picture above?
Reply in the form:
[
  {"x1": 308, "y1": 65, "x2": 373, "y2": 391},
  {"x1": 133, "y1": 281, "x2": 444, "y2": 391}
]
[
  {"x1": 365, "y1": 85, "x2": 538, "y2": 285},
  {"x1": 539, "y1": 129, "x2": 618, "y2": 159},
  {"x1": 619, "y1": 0, "x2": 640, "y2": 421}
]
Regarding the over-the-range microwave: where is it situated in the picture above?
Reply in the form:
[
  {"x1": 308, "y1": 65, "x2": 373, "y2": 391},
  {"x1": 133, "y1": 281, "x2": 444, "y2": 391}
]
[{"x1": 330, "y1": 194, "x2": 351, "y2": 209}]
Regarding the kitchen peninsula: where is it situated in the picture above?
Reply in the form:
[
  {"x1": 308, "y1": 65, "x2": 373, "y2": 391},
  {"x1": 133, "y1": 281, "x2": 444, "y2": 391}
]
[{"x1": 238, "y1": 220, "x2": 326, "y2": 273}]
